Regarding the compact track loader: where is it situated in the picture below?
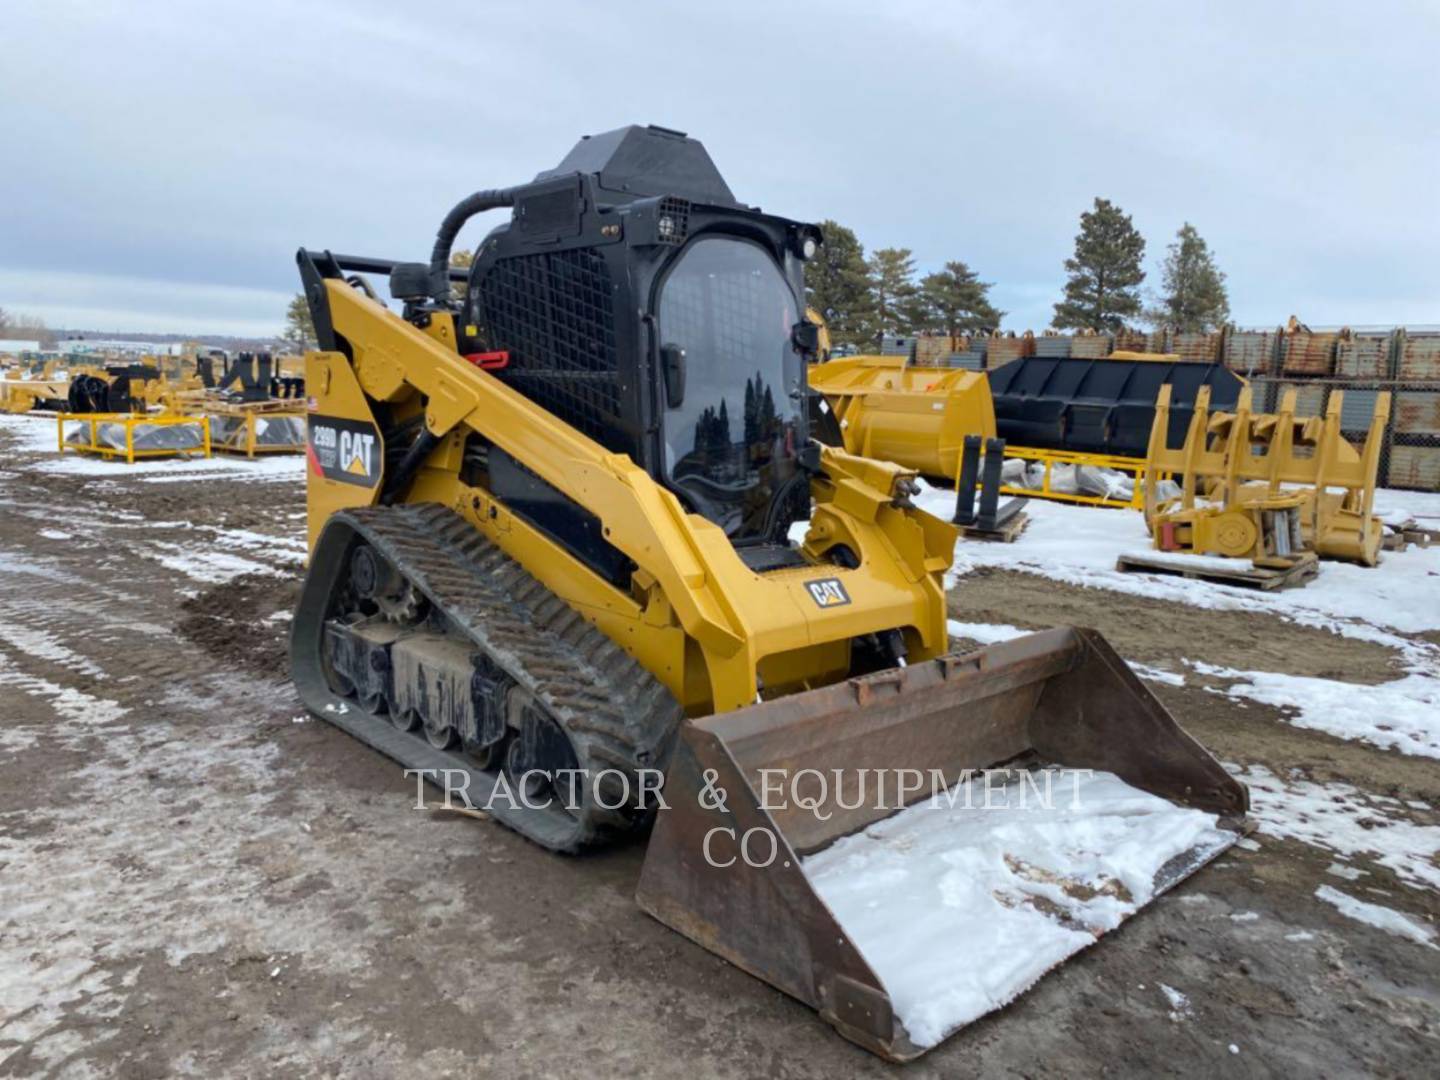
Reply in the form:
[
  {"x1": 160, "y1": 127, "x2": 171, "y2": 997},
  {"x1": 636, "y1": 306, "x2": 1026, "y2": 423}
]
[{"x1": 291, "y1": 125, "x2": 1247, "y2": 1060}]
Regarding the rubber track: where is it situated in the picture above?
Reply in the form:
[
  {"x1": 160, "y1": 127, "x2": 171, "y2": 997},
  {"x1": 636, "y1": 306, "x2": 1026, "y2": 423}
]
[{"x1": 299, "y1": 502, "x2": 683, "y2": 851}]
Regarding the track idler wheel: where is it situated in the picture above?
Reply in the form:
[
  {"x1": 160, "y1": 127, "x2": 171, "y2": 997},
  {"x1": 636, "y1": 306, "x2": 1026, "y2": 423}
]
[
  {"x1": 504, "y1": 707, "x2": 584, "y2": 813},
  {"x1": 350, "y1": 544, "x2": 425, "y2": 624}
]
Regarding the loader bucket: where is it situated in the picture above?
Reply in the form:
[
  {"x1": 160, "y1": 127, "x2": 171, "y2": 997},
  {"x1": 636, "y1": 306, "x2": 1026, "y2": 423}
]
[{"x1": 636, "y1": 627, "x2": 1248, "y2": 1061}]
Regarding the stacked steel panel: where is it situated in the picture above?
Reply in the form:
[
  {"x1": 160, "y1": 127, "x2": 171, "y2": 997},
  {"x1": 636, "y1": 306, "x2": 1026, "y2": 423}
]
[
  {"x1": 1279, "y1": 329, "x2": 1339, "y2": 376},
  {"x1": 1222, "y1": 328, "x2": 1280, "y2": 375},
  {"x1": 915, "y1": 335, "x2": 967, "y2": 365},
  {"x1": 1391, "y1": 332, "x2": 1440, "y2": 490},
  {"x1": 1069, "y1": 333, "x2": 1112, "y2": 359},
  {"x1": 1396, "y1": 332, "x2": 1440, "y2": 381},
  {"x1": 985, "y1": 333, "x2": 1035, "y2": 370},
  {"x1": 1337, "y1": 388, "x2": 1384, "y2": 432},
  {"x1": 1394, "y1": 392, "x2": 1440, "y2": 438},
  {"x1": 1389, "y1": 446, "x2": 1440, "y2": 490},
  {"x1": 1171, "y1": 331, "x2": 1223, "y2": 363},
  {"x1": 1276, "y1": 381, "x2": 1329, "y2": 418},
  {"x1": 1111, "y1": 329, "x2": 1149, "y2": 353},
  {"x1": 880, "y1": 334, "x2": 916, "y2": 357},
  {"x1": 1334, "y1": 330, "x2": 1391, "y2": 378},
  {"x1": 1033, "y1": 333, "x2": 1072, "y2": 359},
  {"x1": 949, "y1": 338, "x2": 988, "y2": 369}
]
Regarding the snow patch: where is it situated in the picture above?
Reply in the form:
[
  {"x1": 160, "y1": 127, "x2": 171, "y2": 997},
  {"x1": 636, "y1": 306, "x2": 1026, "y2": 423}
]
[
  {"x1": 144, "y1": 540, "x2": 281, "y2": 584},
  {"x1": 1195, "y1": 662, "x2": 1440, "y2": 759},
  {"x1": 0, "y1": 622, "x2": 107, "y2": 677},
  {"x1": 0, "y1": 412, "x2": 69, "y2": 454},
  {"x1": 944, "y1": 624, "x2": 1185, "y2": 688},
  {"x1": 1314, "y1": 885, "x2": 1436, "y2": 949},
  {"x1": 0, "y1": 649, "x2": 127, "y2": 726},
  {"x1": 915, "y1": 482, "x2": 1440, "y2": 639},
  {"x1": 1159, "y1": 983, "x2": 1191, "y2": 1020},
  {"x1": 1230, "y1": 764, "x2": 1440, "y2": 892},
  {"x1": 1128, "y1": 662, "x2": 1185, "y2": 687},
  {"x1": 31, "y1": 448, "x2": 303, "y2": 482},
  {"x1": 945, "y1": 619, "x2": 1030, "y2": 645},
  {"x1": 801, "y1": 770, "x2": 1233, "y2": 1049}
]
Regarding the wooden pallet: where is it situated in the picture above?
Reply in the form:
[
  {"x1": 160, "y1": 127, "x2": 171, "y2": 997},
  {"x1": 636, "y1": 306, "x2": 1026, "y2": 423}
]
[
  {"x1": 1115, "y1": 551, "x2": 1318, "y2": 591},
  {"x1": 957, "y1": 511, "x2": 1030, "y2": 544},
  {"x1": 1383, "y1": 519, "x2": 1437, "y2": 550}
]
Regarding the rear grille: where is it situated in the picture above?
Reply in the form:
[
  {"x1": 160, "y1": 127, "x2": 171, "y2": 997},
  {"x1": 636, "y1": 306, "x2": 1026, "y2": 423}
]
[{"x1": 475, "y1": 249, "x2": 621, "y2": 445}]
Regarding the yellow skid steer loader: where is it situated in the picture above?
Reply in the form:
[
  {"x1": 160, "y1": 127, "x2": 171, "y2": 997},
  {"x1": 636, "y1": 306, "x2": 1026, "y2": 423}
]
[{"x1": 291, "y1": 125, "x2": 1247, "y2": 1060}]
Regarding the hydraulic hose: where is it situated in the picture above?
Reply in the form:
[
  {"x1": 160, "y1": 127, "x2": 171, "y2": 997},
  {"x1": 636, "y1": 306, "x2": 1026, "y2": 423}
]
[{"x1": 428, "y1": 188, "x2": 516, "y2": 302}]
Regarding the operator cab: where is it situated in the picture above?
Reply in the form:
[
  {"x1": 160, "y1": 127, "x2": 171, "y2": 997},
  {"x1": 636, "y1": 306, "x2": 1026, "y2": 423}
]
[{"x1": 449, "y1": 125, "x2": 823, "y2": 556}]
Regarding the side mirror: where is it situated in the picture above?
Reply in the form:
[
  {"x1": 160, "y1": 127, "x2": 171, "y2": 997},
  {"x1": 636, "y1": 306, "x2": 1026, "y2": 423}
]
[
  {"x1": 661, "y1": 343, "x2": 686, "y2": 409},
  {"x1": 791, "y1": 319, "x2": 820, "y2": 355}
]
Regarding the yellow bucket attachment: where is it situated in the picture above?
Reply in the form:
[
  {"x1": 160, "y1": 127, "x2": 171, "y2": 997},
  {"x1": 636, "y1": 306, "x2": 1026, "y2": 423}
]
[
  {"x1": 637, "y1": 627, "x2": 1247, "y2": 1060},
  {"x1": 808, "y1": 355, "x2": 997, "y2": 479}
]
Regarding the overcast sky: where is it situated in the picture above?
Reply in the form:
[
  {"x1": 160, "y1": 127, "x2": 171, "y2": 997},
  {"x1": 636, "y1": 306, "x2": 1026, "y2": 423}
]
[{"x1": 2, "y1": 0, "x2": 1436, "y2": 337}]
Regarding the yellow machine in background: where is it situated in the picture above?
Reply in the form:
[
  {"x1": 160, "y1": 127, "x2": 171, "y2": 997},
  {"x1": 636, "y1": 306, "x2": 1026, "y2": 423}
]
[
  {"x1": 1143, "y1": 383, "x2": 1389, "y2": 566},
  {"x1": 807, "y1": 352, "x2": 1173, "y2": 509},
  {"x1": 1149, "y1": 492, "x2": 1313, "y2": 569},
  {"x1": 807, "y1": 355, "x2": 996, "y2": 480},
  {"x1": 166, "y1": 351, "x2": 307, "y2": 456},
  {"x1": 2, "y1": 371, "x2": 71, "y2": 413}
]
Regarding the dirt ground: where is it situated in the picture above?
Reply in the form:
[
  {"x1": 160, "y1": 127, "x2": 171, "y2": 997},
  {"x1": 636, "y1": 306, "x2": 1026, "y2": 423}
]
[{"x1": 1, "y1": 418, "x2": 1436, "y2": 1078}]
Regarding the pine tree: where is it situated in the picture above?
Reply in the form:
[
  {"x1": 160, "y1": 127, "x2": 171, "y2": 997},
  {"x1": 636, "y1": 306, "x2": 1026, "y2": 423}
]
[
  {"x1": 804, "y1": 220, "x2": 875, "y2": 351},
  {"x1": 1153, "y1": 223, "x2": 1230, "y2": 332},
  {"x1": 759, "y1": 383, "x2": 777, "y2": 437},
  {"x1": 916, "y1": 261, "x2": 1005, "y2": 336},
  {"x1": 283, "y1": 294, "x2": 317, "y2": 351},
  {"x1": 716, "y1": 397, "x2": 731, "y2": 446},
  {"x1": 692, "y1": 406, "x2": 714, "y2": 454},
  {"x1": 1052, "y1": 198, "x2": 1146, "y2": 332},
  {"x1": 868, "y1": 247, "x2": 920, "y2": 348},
  {"x1": 743, "y1": 377, "x2": 758, "y2": 444}
]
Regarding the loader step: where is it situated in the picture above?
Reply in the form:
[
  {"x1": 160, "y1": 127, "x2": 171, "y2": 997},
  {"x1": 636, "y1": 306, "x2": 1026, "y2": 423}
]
[{"x1": 1115, "y1": 549, "x2": 1319, "y2": 590}]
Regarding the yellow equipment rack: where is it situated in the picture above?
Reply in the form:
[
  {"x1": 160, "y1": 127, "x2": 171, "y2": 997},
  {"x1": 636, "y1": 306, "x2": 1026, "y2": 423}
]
[
  {"x1": 57, "y1": 412, "x2": 211, "y2": 464},
  {"x1": 198, "y1": 399, "x2": 306, "y2": 457}
]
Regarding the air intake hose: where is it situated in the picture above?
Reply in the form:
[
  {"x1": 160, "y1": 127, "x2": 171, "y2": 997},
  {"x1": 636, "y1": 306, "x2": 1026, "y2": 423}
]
[{"x1": 428, "y1": 188, "x2": 516, "y2": 302}]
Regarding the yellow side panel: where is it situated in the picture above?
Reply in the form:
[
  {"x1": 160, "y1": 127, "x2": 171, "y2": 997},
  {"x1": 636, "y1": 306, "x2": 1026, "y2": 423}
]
[{"x1": 303, "y1": 351, "x2": 386, "y2": 551}]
